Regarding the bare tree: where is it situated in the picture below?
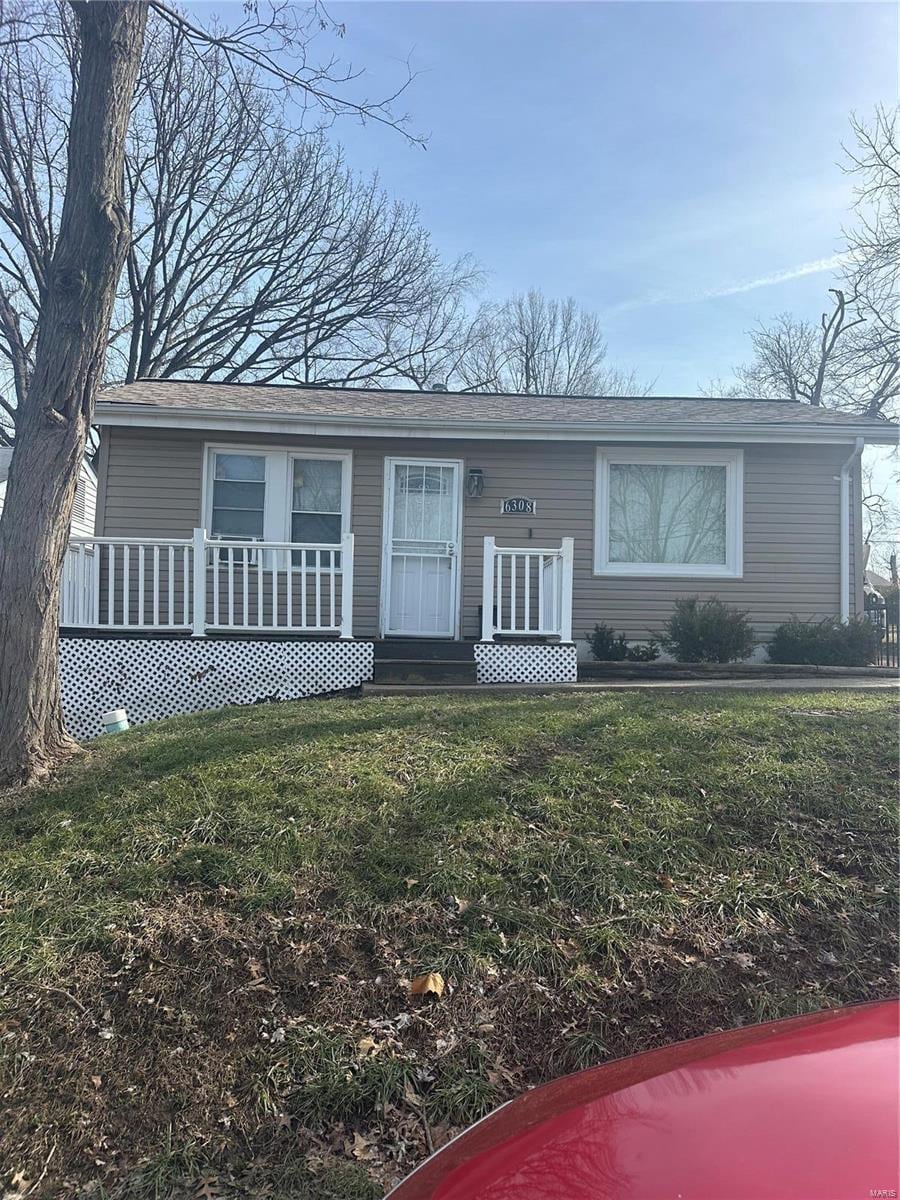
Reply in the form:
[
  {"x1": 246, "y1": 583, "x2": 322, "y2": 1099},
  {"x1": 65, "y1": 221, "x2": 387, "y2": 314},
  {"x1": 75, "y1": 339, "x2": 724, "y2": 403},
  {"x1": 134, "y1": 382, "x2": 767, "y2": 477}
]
[
  {"x1": 454, "y1": 290, "x2": 648, "y2": 396},
  {"x1": 724, "y1": 108, "x2": 899, "y2": 418},
  {"x1": 0, "y1": 0, "x2": 148, "y2": 784},
  {"x1": 0, "y1": 0, "x2": 422, "y2": 785},
  {"x1": 0, "y1": 10, "x2": 447, "y2": 424}
]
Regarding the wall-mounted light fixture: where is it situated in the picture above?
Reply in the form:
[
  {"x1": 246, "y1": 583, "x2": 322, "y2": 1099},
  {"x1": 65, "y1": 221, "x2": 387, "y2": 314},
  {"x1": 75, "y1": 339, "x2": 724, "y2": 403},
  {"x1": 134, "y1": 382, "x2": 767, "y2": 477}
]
[{"x1": 467, "y1": 467, "x2": 485, "y2": 498}]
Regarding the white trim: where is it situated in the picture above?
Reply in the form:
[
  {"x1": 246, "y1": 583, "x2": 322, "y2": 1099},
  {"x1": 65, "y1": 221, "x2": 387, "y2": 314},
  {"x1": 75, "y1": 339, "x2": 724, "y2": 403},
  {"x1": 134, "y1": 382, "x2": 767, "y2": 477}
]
[
  {"x1": 839, "y1": 438, "x2": 864, "y2": 623},
  {"x1": 201, "y1": 442, "x2": 352, "y2": 549},
  {"x1": 594, "y1": 447, "x2": 744, "y2": 578},
  {"x1": 95, "y1": 403, "x2": 900, "y2": 446},
  {"x1": 380, "y1": 456, "x2": 464, "y2": 639}
]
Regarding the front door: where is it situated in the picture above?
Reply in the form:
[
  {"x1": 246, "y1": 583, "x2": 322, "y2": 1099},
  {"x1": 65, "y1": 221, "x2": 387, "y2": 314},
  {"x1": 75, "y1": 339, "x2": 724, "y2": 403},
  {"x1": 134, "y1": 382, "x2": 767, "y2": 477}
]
[{"x1": 382, "y1": 458, "x2": 462, "y2": 637}]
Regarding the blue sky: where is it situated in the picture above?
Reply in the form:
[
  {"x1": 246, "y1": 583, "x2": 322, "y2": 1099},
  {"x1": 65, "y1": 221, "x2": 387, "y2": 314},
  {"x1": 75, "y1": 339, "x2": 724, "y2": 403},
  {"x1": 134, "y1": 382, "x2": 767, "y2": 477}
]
[{"x1": 302, "y1": 0, "x2": 896, "y2": 395}]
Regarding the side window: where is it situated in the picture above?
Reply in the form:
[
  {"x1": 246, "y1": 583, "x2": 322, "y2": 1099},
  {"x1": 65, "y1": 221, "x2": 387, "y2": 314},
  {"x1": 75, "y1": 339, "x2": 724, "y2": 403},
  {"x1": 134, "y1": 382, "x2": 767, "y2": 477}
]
[
  {"x1": 291, "y1": 458, "x2": 343, "y2": 544},
  {"x1": 210, "y1": 453, "x2": 266, "y2": 539}
]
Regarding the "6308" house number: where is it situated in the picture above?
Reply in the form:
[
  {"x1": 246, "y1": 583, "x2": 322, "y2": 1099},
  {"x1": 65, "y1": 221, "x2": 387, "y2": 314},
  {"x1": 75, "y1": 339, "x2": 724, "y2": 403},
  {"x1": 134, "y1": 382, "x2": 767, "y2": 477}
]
[{"x1": 501, "y1": 496, "x2": 537, "y2": 515}]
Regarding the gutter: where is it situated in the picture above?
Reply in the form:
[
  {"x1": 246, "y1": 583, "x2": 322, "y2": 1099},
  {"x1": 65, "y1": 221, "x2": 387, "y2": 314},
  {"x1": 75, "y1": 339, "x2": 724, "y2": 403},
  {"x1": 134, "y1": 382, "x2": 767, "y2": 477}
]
[
  {"x1": 91, "y1": 402, "x2": 900, "y2": 445},
  {"x1": 839, "y1": 436, "x2": 865, "y2": 623}
]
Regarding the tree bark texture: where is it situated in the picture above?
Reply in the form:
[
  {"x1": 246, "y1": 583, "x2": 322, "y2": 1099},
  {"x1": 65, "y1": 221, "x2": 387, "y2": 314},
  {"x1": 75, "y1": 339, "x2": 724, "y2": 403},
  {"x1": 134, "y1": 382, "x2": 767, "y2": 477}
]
[{"x1": 0, "y1": 1, "x2": 147, "y2": 784}]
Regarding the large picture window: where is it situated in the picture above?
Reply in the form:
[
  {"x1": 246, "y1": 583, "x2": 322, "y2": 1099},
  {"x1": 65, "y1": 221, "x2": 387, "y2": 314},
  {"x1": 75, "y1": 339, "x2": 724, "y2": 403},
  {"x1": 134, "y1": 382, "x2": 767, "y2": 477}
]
[
  {"x1": 204, "y1": 446, "x2": 350, "y2": 560},
  {"x1": 595, "y1": 448, "x2": 743, "y2": 577}
]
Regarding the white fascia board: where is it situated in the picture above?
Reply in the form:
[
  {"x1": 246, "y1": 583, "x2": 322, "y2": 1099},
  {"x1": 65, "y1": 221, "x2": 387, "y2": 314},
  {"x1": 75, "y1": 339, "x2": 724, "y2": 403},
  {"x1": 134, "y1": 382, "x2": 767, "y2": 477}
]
[{"x1": 92, "y1": 403, "x2": 900, "y2": 446}]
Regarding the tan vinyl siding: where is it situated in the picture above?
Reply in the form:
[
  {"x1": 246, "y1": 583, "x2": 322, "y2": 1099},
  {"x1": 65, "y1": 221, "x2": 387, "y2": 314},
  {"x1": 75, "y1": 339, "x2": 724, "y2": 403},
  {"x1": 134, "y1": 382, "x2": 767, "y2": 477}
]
[{"x1": 99, "y1": 427, "x2": 862, "y2": 642}]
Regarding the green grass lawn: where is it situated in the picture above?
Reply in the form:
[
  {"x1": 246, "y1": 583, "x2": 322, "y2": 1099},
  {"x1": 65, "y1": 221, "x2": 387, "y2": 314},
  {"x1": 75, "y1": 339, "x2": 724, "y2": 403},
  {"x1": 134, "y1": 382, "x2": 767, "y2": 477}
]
[{"x1": 1, "y1": 691, "x2": 897, "y2": 1198}]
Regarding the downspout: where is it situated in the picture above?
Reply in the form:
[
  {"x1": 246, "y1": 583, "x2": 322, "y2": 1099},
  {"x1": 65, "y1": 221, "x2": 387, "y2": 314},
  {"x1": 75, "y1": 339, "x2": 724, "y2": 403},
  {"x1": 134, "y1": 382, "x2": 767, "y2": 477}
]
[{"x1": 839, "y1": 437, "x2": 864, "y2": 624}]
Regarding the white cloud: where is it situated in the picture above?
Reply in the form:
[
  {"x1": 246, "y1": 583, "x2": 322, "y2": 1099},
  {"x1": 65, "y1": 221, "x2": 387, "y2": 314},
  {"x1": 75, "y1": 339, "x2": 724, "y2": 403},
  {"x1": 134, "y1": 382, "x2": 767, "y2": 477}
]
[
  {"x1": 698, "y1": 254, "x2": 849, "y2": 300},
  {"x1": 605, "y1": 253, "x2": 848, "y2": 317}
]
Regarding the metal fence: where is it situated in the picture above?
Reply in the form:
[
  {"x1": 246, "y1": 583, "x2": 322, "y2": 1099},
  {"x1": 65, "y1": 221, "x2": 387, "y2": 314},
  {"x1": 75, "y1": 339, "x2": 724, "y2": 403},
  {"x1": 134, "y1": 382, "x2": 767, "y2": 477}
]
[{"x1": 865, "y1": 591, "x2": 899, "y2": 669}]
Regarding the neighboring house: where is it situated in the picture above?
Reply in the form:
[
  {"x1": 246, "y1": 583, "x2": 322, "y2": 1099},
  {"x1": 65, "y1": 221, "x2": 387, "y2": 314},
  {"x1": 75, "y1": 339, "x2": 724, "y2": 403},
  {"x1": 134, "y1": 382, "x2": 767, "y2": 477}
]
[
  {"x1": 57, "y1": 381, "x2": 897, "y2": 736},
  {"x1": 0, "y1": 447, "x2": 97, "y2": 537}
]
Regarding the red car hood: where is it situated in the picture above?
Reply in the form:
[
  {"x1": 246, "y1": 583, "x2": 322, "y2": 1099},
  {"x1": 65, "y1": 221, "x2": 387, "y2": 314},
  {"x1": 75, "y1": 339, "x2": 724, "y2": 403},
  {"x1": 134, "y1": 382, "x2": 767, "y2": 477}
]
[{"x1": 389, "y1": 1000, "x2": 900, "y2": 1200}]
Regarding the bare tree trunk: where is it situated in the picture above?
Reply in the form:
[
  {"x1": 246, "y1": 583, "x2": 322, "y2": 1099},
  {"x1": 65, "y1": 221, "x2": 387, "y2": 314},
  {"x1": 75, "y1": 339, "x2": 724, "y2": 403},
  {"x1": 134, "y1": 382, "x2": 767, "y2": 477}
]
[{"x1": 0, "y1": 1, "x2": 147, "y2": 785}]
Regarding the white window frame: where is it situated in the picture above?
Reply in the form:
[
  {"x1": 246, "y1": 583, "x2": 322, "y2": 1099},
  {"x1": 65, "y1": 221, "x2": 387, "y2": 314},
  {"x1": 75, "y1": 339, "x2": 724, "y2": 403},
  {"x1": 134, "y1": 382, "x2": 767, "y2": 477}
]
[
  {"x1": 594, "y1": 447, "x2": 743, "y2": 578},
  {"x1": 202, "y1": 443, "x2": 352, "y2": 557}
]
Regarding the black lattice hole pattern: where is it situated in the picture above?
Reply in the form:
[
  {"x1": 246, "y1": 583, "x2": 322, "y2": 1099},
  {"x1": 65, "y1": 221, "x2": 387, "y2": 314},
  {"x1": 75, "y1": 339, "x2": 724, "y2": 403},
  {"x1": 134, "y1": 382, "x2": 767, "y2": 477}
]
[
  {"x1": 474, "y1": 643, "x2": 578, "y2": 685},
  {"x1": 60, "y1": 637, "x2": 375, "y2": 740}
]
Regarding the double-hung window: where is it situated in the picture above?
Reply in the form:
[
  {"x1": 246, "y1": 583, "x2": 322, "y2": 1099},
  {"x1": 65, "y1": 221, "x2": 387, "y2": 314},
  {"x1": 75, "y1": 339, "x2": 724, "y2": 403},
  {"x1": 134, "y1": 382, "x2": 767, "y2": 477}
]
[
  {"x1": 205, "y1": 446, "x2": 350, "y2": 564},
  {"x1": 594, "y1": 448, "x2": 743, "y2": 577}
]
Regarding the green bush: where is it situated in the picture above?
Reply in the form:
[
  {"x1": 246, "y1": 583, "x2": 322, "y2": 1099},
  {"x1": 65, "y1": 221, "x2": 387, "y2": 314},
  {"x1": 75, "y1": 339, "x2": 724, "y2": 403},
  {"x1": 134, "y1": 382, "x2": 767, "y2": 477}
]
[
  {"x1": 585, "y1": 623, "x2": 628, "y2": 660},
  {"x1": 625, "y1": 639, "x2": 661, "y2": 662},
  {"x1": 660, "y1": 596, "x2": 755, "y2": 663},
  {"x1": 585, "y1": 624, "x2": 660, "y2": 662},
  {"x1": 768, "y1": 617, "x2": 881, "y2": 666}
]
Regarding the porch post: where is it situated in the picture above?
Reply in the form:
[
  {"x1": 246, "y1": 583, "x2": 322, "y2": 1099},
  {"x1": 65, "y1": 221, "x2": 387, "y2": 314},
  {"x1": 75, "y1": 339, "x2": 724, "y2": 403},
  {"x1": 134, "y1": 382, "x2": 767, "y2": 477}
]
[
  {"x1": 481, "y1": 536, "x2": 495, "y2": 641},
  {"x1": 192, "y1": 527, "x2": 207, "y2": 637},
  {"x1": 340, "y1": 532, "x2": 354, "y2": 638},
  {"x1": 559, "y1": 537, "x2": 574, "y2": 643}
]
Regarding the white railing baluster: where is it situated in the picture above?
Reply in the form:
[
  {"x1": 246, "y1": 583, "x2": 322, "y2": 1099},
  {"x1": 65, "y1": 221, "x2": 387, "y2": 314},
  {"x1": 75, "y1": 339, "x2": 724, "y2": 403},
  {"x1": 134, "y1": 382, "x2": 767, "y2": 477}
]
[
  {"x1": 106, "y1": 545, "x2": 114, "y2": 625},
  {"x1": 256, "y1": 548, "x2": 263, "y2": 629},
  {"x1": 228, "y1": 548, "x2": 234, "y2": 627},
  {"x1": 329, "y1": 549, "x2": 336, "y2": 629},
  {"x1": 212, "y1": 548, "x2": 220, "y2": 627},
  {"x1": 138, "y1": 545, "x2": 145, "y2": 626},
  {"x1": 481, "y1": 537, "x2": 574, "y2": 643},
  {"x1": 286, "y1": 547, "x2": 294, "y2": 630},
  {"x1": 153, "y1": 545, "x2": 160, "y2": 626},
  {"x1": 182, "y1": 545, "x2": 190, "y2": 626},
  {"x1": 271, "y1": 553, "x2": 278, "y2": 629},
  {"x1": 315, "y1": 550, "x2": 322, "y2": 629},
  {"x1": 59, "y1": 533, "x2": 351, "y2": 636},
  {"x1": 300, "y1": 549, "x2": 307, "y2": 628},
  {"x1": 524, "y1": 552, "x2": 531, "y2": 633},
  {"x1": 122, "y1": 544, "x2": 130, "y2": 626},
  {"x1": 242, "y1": 552, "x2": 249, "y2": 627}
]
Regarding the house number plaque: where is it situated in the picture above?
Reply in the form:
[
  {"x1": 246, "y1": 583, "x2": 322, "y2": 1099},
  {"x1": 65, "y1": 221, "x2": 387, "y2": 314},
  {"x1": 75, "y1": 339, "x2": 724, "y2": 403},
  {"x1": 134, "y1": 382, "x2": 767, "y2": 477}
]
[{"x1": 501, "y1": 496, "x2": 537, "y2": 515}]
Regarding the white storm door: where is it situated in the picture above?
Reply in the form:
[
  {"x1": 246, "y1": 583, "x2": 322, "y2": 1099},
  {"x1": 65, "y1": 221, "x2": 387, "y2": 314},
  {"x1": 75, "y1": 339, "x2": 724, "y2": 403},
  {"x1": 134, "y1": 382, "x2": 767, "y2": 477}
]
[{"x1": 382, "y1": 459, "x2": 462, "y2": 637}]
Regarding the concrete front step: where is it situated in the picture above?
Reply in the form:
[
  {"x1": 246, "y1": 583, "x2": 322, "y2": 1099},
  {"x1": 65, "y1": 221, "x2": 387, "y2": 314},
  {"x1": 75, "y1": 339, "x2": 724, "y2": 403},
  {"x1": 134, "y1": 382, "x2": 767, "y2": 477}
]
[
  {"x1": 372, "y1": 639, "x2": 477, "y2": 662},
  {"x1": 371, "y1": 658, "x2": 477, "y2": 685}
]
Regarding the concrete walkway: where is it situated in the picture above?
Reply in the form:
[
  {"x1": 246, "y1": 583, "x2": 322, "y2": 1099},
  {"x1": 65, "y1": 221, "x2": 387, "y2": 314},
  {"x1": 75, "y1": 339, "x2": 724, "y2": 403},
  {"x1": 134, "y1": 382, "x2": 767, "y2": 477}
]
[{"x1": 363, "y1": 676, "x2": 899, "y2": 696}]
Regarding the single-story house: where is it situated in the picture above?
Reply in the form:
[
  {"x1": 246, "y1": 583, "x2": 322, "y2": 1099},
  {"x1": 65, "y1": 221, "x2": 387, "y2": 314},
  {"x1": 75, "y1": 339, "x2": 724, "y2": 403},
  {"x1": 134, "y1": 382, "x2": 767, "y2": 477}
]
[
  {"x1": 57, "y1": 381, "x2": 897, "y2": 736},
  {"x1": 1, "y1": 447, "x2": 97, "y2": 538}
]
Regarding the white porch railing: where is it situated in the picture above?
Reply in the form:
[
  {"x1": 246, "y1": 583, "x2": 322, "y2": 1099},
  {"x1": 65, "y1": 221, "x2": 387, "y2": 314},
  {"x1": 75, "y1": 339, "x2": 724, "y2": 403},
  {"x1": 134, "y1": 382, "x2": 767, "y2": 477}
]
[
  {"x1": 60, "y1": 528, "x2": 355, "y2": 638},
  {"x1": 481, "y1": 536, "x2": 574, "y2": 642}
]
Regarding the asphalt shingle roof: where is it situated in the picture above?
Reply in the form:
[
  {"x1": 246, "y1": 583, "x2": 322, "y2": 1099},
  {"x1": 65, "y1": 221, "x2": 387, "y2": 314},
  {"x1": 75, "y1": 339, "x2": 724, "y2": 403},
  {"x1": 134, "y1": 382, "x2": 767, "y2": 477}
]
[{"x1": 97, "y1": 380, "x2": 895, "y2": 431}]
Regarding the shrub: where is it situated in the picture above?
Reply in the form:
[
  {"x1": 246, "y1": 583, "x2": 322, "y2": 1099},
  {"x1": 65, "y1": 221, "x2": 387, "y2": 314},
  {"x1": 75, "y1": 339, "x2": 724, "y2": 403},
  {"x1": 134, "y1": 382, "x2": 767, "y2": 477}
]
[
  {"x1": 768, "y1": 617, "x2": 881, "y2": 667},
  {"x1": 585, "y1": 623, "x2": 628, "y2": 660},
  {"x1": 585, "y1": 625, "x2": 661, "y2": 662},
  {"x1": 660, "y1": 596, "x2": 755, "y2": 663},
  {"x1": 625, "y1": 639, "x2": 660, "y2": 663}
]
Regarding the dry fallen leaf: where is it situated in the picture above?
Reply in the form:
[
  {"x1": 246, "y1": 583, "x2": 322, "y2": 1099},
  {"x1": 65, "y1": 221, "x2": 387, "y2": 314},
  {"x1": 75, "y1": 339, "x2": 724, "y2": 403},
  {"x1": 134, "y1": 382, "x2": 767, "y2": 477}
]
[
  {"x1": 348, "y1": 1131, "x2": 374, "y2": 1160},
  {"x1": 356, "y1": 1035, "x2": 378, "y2": 1057},
  {"x1": 409, "y1": 971, "x2": 445, "y2": 998},
  {"x1": 90, "y1": 1074, "x2": 102, "y2": 1089}
]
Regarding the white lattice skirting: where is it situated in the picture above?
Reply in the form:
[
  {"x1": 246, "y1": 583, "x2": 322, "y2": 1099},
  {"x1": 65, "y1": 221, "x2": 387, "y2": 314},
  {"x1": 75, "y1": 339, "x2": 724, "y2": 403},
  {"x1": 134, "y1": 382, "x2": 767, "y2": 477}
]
[
  {"x1": 474, "y1": 642, "x2": 578, "y2": 685},
  {"x1": 60, "y1": 637, "x2": 374, "y2": 740}
]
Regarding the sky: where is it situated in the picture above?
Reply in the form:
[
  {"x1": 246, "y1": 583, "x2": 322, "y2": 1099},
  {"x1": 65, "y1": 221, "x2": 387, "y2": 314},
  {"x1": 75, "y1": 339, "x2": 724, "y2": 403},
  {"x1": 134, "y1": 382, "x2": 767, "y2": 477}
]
[{"x1": 308, "y1": 0, "x2": 898, "y2": 396}]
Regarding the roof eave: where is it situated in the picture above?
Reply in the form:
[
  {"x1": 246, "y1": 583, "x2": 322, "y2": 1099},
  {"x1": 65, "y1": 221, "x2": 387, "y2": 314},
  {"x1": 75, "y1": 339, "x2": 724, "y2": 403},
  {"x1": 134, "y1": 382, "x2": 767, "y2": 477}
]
[{"x1": 92, "y1": 402, "x2": 900, "y2": 446}]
